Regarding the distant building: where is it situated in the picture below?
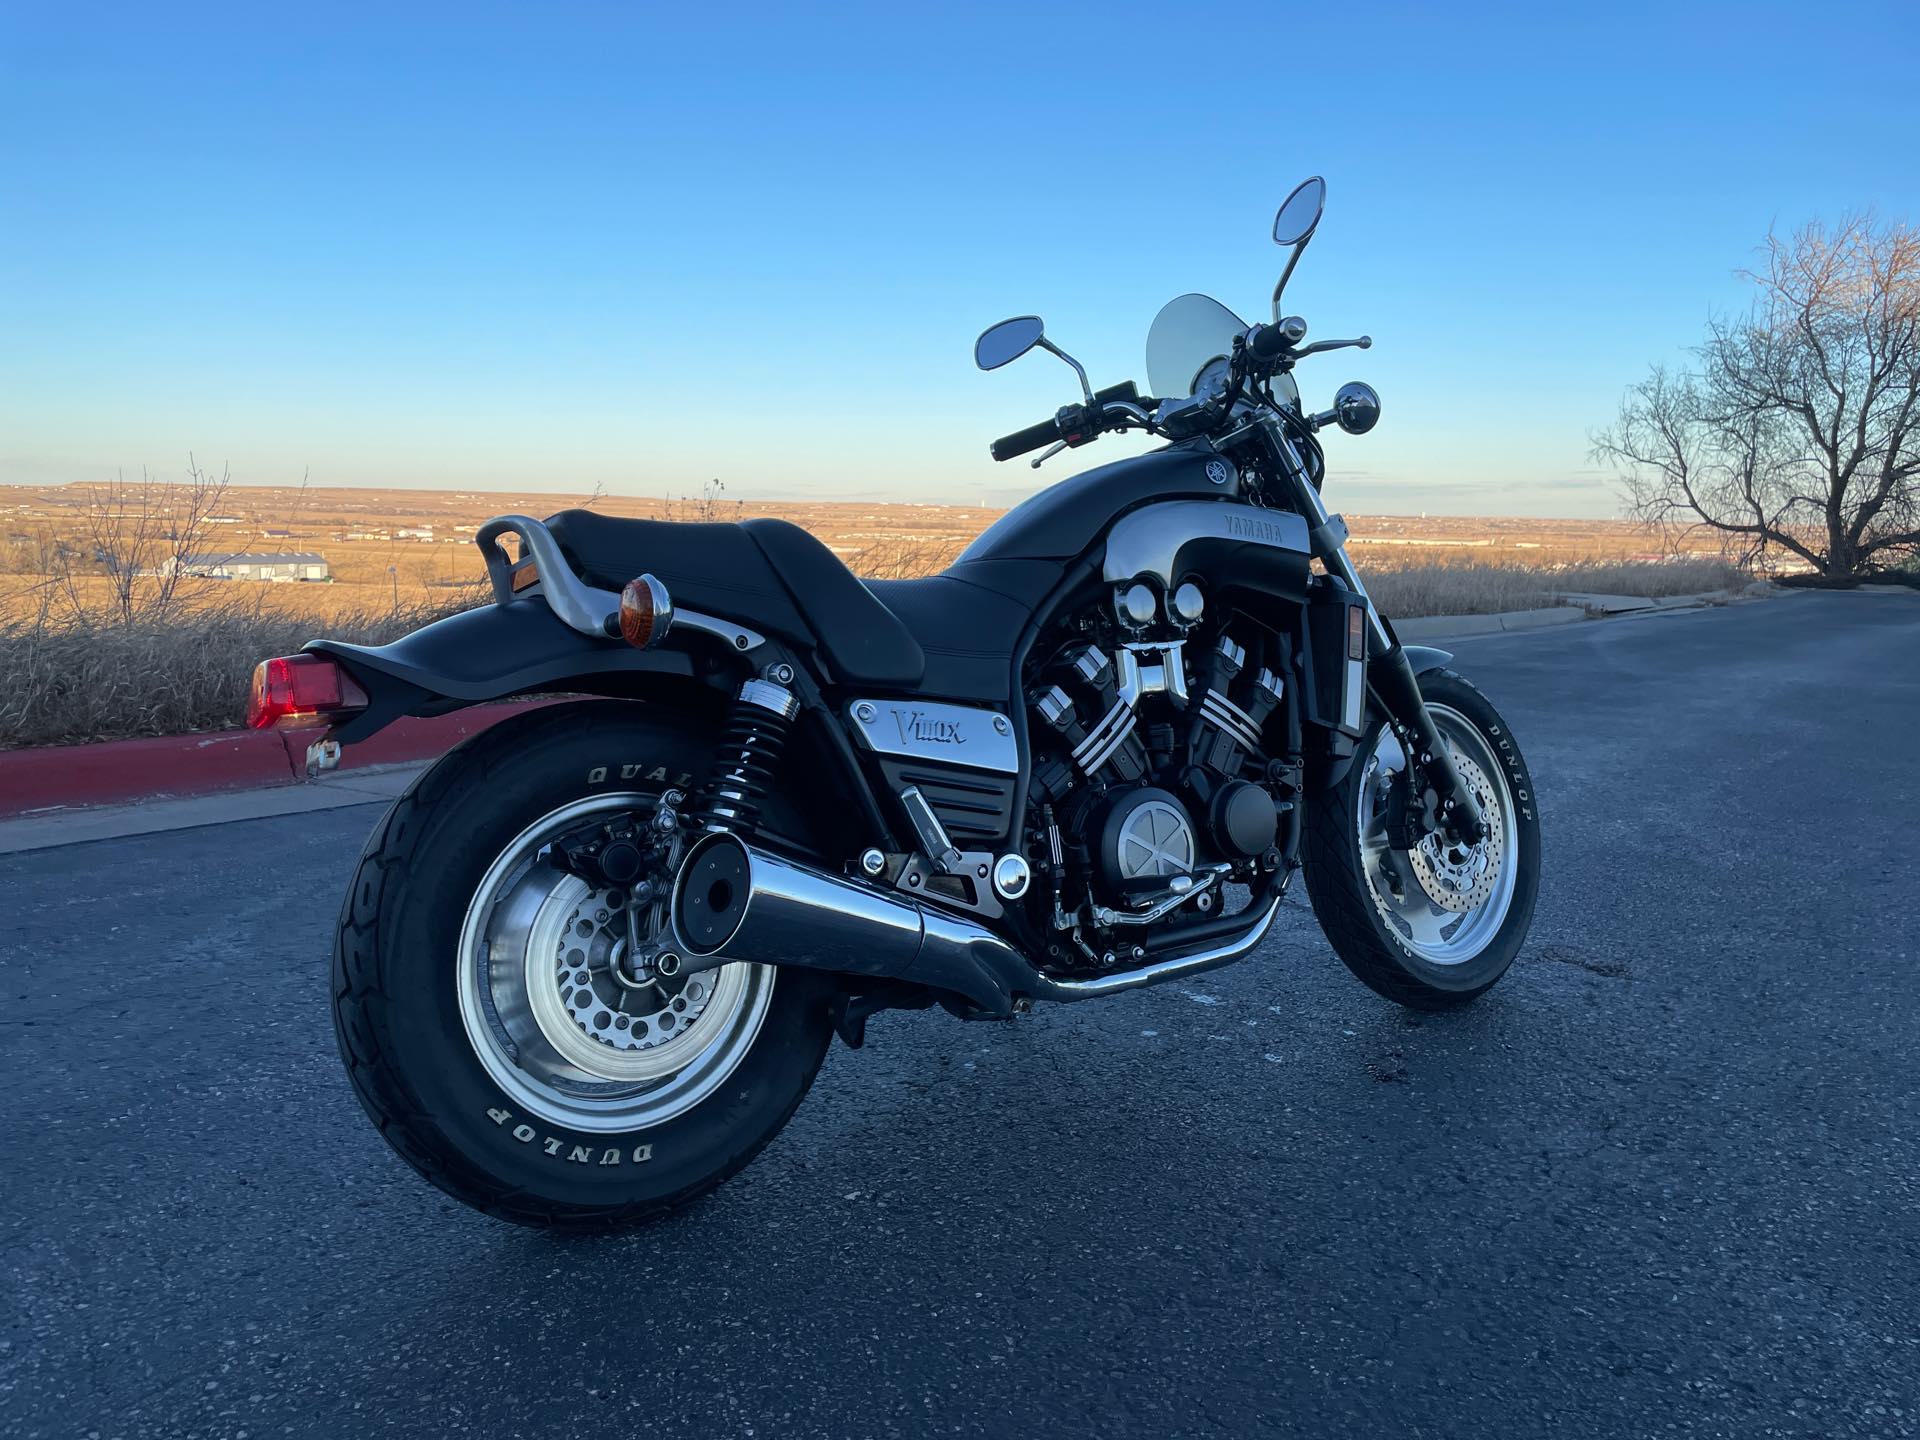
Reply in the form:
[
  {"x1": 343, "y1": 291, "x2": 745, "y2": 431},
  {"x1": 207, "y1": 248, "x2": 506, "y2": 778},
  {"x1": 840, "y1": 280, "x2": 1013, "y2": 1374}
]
[
  {"x1": 175, "y1": 551, "x2": 331, "y2": 582},
  {"x1": 261, "y1": 527, "x2": 292, "y2": 538},
  {"x1": 397, "y1": 526, "x2": 435, "y2": 540}
]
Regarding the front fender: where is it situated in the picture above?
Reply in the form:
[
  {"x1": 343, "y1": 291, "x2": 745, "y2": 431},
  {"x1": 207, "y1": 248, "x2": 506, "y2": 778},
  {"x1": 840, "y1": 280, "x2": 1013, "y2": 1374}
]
[{"x1": 309, "y1": 599, "x2": 698, "y2": 743}]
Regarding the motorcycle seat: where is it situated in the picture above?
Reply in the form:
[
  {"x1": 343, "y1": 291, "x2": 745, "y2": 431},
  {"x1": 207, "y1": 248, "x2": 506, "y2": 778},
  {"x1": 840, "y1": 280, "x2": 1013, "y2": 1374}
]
[{"x1": 544, "y1": 510, "x2": 925, "y2": 689}]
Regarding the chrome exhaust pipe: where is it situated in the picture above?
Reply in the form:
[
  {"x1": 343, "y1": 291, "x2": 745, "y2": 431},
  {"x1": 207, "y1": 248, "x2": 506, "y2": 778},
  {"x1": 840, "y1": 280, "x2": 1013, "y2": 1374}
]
[
  {"x1": 671, "y1": 833, "x2": 1027, "y2": 1015},
  {"x1": 1025, "y1": 893, "x2": 1283, "y2": 1001},
  {"x1": 670, "y1": 832, "x2": 1286, "y2": 1016}
]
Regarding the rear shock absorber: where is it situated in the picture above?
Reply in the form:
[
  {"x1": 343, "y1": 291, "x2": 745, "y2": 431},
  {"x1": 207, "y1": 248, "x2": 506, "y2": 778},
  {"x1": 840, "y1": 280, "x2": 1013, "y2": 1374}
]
[{"x1": 693, "y1": 678, "x2": 800, "y2": 833}]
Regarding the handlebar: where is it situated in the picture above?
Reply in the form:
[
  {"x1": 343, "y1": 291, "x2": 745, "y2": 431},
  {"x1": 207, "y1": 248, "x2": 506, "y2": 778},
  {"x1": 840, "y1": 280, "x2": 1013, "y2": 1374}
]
[
  {"x1": 1247, "y1": 317, "x2": 1308, "y2": 362},
  {"x1": 1247, "y1": 318, "x2": 1369, "y2": 365},
  {"x1": 989, "y1": 414, "x2": 1067, "y2": 461},
  {"x1": 989, "y1": 382, "x2": 1149, "y2": 462},
  {"x1": 982, "y1": 313, "x2": 1376, "y2": 463}
]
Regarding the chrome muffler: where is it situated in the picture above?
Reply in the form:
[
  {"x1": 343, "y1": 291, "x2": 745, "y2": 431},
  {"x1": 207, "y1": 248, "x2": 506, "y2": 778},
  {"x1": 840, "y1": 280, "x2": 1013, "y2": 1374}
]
[
  {"x1": 671, "y1": 833, "x2": 1028, "y2": 1015},
  {"x1": 669, "y1": 832, "x2": 1287, "y2": 1016}
]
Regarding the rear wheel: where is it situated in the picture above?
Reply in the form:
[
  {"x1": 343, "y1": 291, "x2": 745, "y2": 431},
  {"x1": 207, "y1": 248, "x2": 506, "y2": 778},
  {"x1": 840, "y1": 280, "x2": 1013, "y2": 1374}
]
[
  {"x1": 333, "y1": 701, "x2": 835, "y2": 1229},
  {"x1": 1305, "y1": 669, "x2": 1541, "y2": 1009}
]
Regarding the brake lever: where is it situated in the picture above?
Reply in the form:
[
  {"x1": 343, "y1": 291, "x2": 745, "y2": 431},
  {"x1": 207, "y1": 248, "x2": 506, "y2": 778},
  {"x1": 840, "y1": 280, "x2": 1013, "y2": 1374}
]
[
  {"x1": 1291, "y1": 335, "x2": 1372, "y2": 359},
  {"x1": 1030, "y1": 440, "x2": 1070, "y2": 469}
]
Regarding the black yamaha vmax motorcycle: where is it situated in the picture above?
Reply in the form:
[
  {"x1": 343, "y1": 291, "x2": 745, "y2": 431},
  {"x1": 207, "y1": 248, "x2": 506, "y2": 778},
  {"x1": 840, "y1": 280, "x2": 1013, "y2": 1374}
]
[{"x1": 256, "y1": 178, "x2": 1540, "y2": 1227}]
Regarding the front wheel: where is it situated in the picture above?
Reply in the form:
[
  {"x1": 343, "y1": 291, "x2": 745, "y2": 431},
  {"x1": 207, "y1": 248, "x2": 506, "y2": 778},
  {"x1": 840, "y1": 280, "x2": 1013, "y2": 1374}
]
[
  {"x1": 332, "y1": 701, "x2": 835, "y2": 1229},
  {"x1": 1304, "y1": 669, "x2": 1541, "y2": 1009}
]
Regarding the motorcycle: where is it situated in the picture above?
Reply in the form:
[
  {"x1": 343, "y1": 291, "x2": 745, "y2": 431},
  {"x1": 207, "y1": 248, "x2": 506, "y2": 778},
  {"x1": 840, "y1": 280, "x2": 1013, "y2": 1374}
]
[{"x1": 255, "y1": 177, "x2": 1541, "y2": 1227}]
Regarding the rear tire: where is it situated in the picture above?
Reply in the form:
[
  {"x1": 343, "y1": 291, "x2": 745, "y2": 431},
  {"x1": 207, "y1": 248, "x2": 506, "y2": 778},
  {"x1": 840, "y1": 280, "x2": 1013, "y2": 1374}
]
[
  {"x1": 1304, "y1": 669, "x2": 1541, "y2": 1010},
  {"x1": 332, "y1": 700, "x2": 835, "y2": 1230}
]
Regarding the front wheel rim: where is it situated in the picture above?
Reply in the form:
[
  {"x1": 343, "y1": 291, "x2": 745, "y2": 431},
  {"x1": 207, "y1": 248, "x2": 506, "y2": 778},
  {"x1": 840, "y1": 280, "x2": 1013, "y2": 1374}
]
[
  {"x1": 1356, "y1": 705, "x2": 1520, "y2": 967},
  {"x1": 456, "y1": 794, "x2": 772, "y2": 1132}
]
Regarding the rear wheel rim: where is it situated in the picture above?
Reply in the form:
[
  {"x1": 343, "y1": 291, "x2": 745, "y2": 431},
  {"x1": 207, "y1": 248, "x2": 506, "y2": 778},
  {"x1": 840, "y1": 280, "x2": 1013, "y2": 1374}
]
[
  {"x1": 1356, "y1": 705, "x2": 1519, "y2": 967},
  {"x1": 456, "y1": 794, "x2": 772, "y2": 1132}
]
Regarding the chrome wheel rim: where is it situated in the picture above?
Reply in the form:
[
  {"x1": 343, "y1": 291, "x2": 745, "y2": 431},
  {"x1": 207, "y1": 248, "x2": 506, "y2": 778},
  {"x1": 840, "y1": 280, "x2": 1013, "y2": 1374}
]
[
  {"x1": 1357, "y1": 705, "x2": 1518, "y2": 967},
  {"x1": 456, "y1": 794, "x2": 772, "y2": 1132}
]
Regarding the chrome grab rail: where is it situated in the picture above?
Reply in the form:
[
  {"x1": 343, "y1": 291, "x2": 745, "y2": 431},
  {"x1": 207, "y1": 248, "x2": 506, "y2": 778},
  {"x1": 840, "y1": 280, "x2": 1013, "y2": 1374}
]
[
  {"x1": 476, "y1": 514, "x2": 619, "y2": 638},
  {"x1": 473, "y1": 513, "x2": 769, "y2": 653}
]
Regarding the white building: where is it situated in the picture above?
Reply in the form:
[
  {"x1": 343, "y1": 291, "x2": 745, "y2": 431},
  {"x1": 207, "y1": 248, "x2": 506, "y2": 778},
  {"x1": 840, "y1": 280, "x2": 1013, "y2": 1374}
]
[{"x1": 177, "y1": 551, "x2": 331, "y2": 582}]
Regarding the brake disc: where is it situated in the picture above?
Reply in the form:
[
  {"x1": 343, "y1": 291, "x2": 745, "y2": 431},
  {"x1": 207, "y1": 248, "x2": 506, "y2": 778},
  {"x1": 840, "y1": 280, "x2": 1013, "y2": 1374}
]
[
  {"x1": 544, "y1": 884, "x2": 716, "y2": 1054},
  {"x1": 1408, "y1": 748, "x2": 1503, "y2": 913}
]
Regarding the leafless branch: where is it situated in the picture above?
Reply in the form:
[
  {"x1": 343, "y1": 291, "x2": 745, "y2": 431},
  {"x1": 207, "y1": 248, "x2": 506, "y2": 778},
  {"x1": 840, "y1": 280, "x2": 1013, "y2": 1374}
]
[{"x1": 1596, "y1": 211, "x2": 1920, "y2": 578}]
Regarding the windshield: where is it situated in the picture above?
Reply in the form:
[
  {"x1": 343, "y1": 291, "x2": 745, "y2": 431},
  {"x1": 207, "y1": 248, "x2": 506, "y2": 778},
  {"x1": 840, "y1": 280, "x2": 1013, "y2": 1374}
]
[
  {"x1": 1146, "y1": 292, "x2": 1299, "y2": 410},
  {"x1": 1147, "y1": 294, "x2": 1245, "y2": 399}
]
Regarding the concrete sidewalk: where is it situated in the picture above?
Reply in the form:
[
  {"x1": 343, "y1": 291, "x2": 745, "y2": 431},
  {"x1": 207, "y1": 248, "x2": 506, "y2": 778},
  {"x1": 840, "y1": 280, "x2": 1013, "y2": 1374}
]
[
  {"x1": 0, "y1": 762, "x2": 425, "y2": 855},
  {"x1": 1394, "y1": 605, "x2": 1585, "y2": 641},
  {"x1": 1394, "y1": 584, "x2": 1763, "y2": 641}
]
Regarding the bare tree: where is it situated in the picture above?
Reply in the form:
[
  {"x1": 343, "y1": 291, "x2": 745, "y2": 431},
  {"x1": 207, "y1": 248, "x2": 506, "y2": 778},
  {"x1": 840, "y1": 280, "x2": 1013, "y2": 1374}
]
[
  {"x1": 54, "y1": 456, "x2": 233, "y2": 624},
  {"x1": 0, "y1": 527, "x2": 74, "y2": 578},
  {"x1": 1593, "y1": 212, "x2": 1920, "y2": 578}
]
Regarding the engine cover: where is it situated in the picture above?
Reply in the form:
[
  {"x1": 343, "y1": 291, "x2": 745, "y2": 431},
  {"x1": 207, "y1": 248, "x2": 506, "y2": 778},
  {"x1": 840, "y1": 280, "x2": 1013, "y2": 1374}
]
[
  {"x1": 1094, "y1": 786, "x2": 1197, "y2": 899},
  {"x1": 1207, "y1": 778, "x2": 1278, "y2": 858}
]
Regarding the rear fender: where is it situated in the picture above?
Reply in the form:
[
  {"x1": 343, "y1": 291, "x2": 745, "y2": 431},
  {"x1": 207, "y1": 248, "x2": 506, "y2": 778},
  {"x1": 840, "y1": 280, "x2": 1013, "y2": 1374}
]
[{"x1": 308, "y1": 598, "x2": 703, "y2": 744}]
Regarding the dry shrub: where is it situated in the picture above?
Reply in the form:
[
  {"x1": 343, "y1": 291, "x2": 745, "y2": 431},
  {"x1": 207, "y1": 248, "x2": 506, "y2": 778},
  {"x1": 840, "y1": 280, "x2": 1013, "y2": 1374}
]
[
  {"x1": 0, "y1": 589, "x2": 476, "y2": 750},
  {"x1": 0, "y1": 546, "x2": 1752, "y2": 750},
  {"x1": 1365, "y1": 557, "x2": 1746, "y2": 620},
  {"x1": 845, "y1": 535, "x2": 964, "y2": 579}
]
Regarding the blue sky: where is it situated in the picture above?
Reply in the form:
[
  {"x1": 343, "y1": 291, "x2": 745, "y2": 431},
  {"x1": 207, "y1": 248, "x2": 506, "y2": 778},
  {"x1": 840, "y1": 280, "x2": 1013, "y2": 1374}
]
[{"x1": 3, "y1": 1, "x2": 1916, "y2": 517}]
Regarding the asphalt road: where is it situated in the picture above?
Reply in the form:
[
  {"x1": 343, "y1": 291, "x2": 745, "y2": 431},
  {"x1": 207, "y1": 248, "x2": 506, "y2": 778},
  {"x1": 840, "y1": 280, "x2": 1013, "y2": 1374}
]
[{"x1": 4, "y1": 590, "x2": 1917, "y2": 1439}]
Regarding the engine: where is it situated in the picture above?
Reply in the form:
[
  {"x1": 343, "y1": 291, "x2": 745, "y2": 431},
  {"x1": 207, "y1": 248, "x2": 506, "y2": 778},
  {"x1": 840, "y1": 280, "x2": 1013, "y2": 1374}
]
[{"x1": 1024, "y1": 585, "x2": 1299, "y2": 965}]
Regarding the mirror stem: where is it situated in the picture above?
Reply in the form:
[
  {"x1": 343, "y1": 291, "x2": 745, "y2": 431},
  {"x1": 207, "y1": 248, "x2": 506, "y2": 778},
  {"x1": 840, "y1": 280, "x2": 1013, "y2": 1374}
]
[
  {"x1": 1271, "y1": 235, "x2": 1313, "y2": 321},
  {"x1": 1037, "y1": 338, "x2": 1094, "y2": 403}
]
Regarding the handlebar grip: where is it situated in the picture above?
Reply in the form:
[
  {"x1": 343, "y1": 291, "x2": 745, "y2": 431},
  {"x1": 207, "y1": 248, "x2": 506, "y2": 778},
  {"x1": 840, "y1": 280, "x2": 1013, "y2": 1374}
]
[
  {"x1": 989, "y1": 414, "x2": 1065, "y2": 462},
  {"x1": 1247, "y1": 325, "x2": 1289, "y2": 362}
]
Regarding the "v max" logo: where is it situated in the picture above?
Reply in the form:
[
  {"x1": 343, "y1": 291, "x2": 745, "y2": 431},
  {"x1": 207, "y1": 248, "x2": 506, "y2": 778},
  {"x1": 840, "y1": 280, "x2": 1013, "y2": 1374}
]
[{"x1": 894, "y1": 709, "x2": 966, "y2": 745}]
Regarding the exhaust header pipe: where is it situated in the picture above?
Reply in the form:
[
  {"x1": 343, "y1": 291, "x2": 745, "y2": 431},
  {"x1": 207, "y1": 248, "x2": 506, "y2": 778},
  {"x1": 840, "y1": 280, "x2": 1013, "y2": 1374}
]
[{"x1": 671, "y1": 832, "x2": 1286, "y2": 1016}]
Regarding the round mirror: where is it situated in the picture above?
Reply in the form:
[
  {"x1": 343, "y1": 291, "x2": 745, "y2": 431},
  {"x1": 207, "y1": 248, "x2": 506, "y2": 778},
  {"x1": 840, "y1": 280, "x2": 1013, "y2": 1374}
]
[
  {"x1": 974, "y1": 316, "x2": 1046, "y2": 371},
  {"x1": 1334, "y1": 380, "x2": 1380, "y2": 435},
  {"x1": 1272, "y1": 176, "x2": 1327, "y2": 247}
]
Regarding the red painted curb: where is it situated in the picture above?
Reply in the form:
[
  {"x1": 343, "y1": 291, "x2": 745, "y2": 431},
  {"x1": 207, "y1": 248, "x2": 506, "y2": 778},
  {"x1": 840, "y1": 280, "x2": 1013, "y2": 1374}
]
[
  {"x1": 0, "y1": 730, "x2": 296, "y2": 817},
  {"x1": 0, "y1": 701, "x2": 553, "y2": 818}
]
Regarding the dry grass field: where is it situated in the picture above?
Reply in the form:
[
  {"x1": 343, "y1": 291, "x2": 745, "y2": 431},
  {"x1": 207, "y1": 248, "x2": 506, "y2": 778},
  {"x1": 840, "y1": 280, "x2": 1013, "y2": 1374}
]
[{"x1": 0, "y1": 481, "x2": 1749, "y2": 748}]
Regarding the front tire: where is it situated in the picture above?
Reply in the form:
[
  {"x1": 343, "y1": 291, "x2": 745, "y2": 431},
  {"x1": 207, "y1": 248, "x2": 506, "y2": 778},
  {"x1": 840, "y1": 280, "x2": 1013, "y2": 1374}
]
[
  {"x1": 1304, "y1": 669, "x2": 1541, "y2": 1009},
  {"x1": 332, "y1": 701, "x2": 835, "y2": 1229}
]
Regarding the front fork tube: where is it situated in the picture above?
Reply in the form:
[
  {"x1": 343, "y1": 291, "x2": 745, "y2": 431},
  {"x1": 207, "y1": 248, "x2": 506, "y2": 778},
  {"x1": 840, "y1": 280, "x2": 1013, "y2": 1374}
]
[
  {"x1": 1266, "y1": 420, "x2": 1487, "y2": 843},
  {"x1": 1365, "y1": 644, "x2": 1487, "y2": 843}
]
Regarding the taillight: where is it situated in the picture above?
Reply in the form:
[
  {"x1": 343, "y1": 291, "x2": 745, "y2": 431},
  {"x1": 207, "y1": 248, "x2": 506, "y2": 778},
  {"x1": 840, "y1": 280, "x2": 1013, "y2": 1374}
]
[
  {"x1": 247, "y1": 654, "x2": 370, "y2": 731},
  {"x1": 618, "y1": 574, "x2": 674, "y2": 650}
]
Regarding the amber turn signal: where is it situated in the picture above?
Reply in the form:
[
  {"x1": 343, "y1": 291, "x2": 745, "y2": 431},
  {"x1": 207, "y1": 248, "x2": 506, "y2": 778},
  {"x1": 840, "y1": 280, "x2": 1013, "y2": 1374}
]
[{"x1": 618, "y1": 574, "x2": 674, "y2": 650}]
